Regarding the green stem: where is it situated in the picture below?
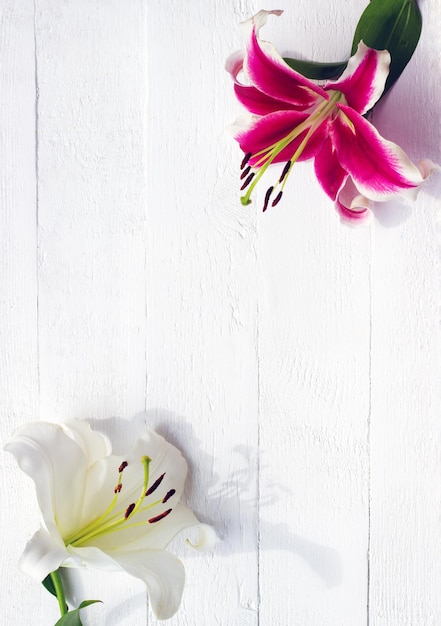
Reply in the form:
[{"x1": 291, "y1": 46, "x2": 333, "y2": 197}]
[{"x1": 50, "y1": 570, "x2": 68, "y2": 617}]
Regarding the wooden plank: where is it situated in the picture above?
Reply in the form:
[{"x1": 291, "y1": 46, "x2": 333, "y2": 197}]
[
  {"x1": 3, "y1": 1, "x2": 439, "y2": 625},
  {"x1": 258, "y1": 191, "x2": 371, "y2": 626},
  {"x1": 35, "y1": 1, "x2": 148, "y2": 623},
  {"x1": 145, "y1": 1, "x2": 259, "y2": 624},
  {"x1": 0, "y1": 1, "x2": 40, "y2": 623},
  {"x1": 369, "y1": 1, "x2": 441, "y2": 622},
  {"x1": 256, "y1": 1, "x2": 371, "y2": 624}
]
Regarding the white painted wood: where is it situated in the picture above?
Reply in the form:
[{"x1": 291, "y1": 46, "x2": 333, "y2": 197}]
[
  {"x1": 258, "y1": 214, "x2": 371, "y2": 626},
  {"x1": 1, "y1": 0, "x2": 440, "y2": 625},
  {"x1": 0, "y1": 1, "x2": 40, "y2": 622},
  {"x1": 145, "y1": 2, "x2": 259, "y2": 624},
  {"x1": 34, "y1": 1, "x2": 148, "y2": 623},
  {"x1": 255, "y1": 2, "x2": 371, "y2": 624},
  {"x1": 369, "y1": 1, "x2": 441, "y2": 623}
]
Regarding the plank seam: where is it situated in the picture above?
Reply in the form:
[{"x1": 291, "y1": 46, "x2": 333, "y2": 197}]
[
  {"x1": 33, "y1": 0, "x2": 41, "y2": 410},
  {"x1": 256, "y1": 224, "x2": 261, "y2": 626},
  {"x1": 366, "y1": 216, "x2": 373, "y2": 626}
]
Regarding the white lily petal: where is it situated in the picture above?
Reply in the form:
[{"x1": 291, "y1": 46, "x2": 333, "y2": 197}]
[
  {"x1": 4, "y1": 422, "x2": 88, "y2": 537},
  {"x1": 65, "y1": 545, "x2": 122, "y2": 571},
  {"x1": 112, "y1": 550, "x2": 185, "y2": 620},
  {"x1": 19, "y1": 527, "x2": 69, "y2": 582},
  {"x1": 186, "y1": 523, "x2": 220, "y2": 551},
  {"x1": 67, "y1": 545, "x2": 185, "y2": 621},
  {"x1": 132, "y1": 430, "x2": 188, "y2": 500},
  {"x1": 64, "y1": 420, "x2": 111, "y2": 466}
]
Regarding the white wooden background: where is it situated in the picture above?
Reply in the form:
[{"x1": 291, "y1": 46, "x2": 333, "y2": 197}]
[{"x1": 1, "y1": 1, "x2": 440, "y2": 625}]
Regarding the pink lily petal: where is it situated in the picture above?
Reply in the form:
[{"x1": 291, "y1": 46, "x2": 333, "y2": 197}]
[
  {"x1": 331, "y1": 104, "x2": 426, "y2": 201},
  {"x1": 241, "y1": 10, "x2": 326, "y2": 110},
  {"x1": 236, "y1": 110, "x2": 328, "y2": 166},
  {"x1": 226, "y1": 51, "x2": 297, "y2": 115},
  {"x1": 336, "y1": 177, "x2": 372, "y2": 225},
  {"x1": 233, "y1": 82, "x2": 299, "y2": 115},
  {"x1": 314, "y1": 136, "x2": 348, "y2": 200},
  {"x1": 225, "y1": 50, "x2": 245, "y2": 80},
  {"x1": 326, "y1": 41, "x2": 390, "y2": 115}
]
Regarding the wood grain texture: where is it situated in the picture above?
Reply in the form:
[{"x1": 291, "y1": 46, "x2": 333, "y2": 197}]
[
  {"x1": 0, "y1": 1, "x2": 40, "y2": 622},
  {"x1": 1, "y1": 0, "x2": 440, "y2": 625},
  {"x1": 255, "y1": 2, "x2": 371, "y2": 624},
  {"x1": 369, "y1": 1, "x2": 441, "y2": 623},
  {"x1": 145, "y1": 1, "x2": 259, "y2": 623},
  {"x1": 35, "y1": 1, "x2": 148, "y2": 623}
]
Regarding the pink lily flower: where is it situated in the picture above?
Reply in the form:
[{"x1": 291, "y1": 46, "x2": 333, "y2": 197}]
[{"x1": 227, "y1": 10, "x2": 435, "y2": 223}]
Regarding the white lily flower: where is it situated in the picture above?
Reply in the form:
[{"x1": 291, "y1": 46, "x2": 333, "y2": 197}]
[{"x1": 5, "y1": 421, "x2": 218, "y2": 620}]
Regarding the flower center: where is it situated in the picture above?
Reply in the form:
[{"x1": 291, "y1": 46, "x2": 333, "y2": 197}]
[
  {"x1": 240, "y1": 90, "x2": 346, "y2": 210},
  {"x1": 66, "y1": 457, "x2": 175, "y2": 547}
]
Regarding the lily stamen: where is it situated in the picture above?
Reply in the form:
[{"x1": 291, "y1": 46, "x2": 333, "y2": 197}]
[
  {"x1": 163, "y1": 489, "x2": 176, "y2": 503},
  {"x1": 69, "y1": 456, "x2": 152, "y2": 546},
  {"x1": 240, "y1": 102, "x2": 333, "y2": 207},
  {"x1": 124, "y1": 503, "x2": 136, "y2": 519},
  {"x1": 149, "y1": 509, "x2": 173, "y2": 524},
  {"x1": 240, "y1": 165, "x2": 251, "y2": 180},
  {"x1": 145, "y1": 472, "x2": 165, "y2": 496},
  {"x1": 69, "y1": 455, "x2": 181, "y2": 549},
  {"x1": 241, "y1": 152, "x2": 252, "y2": 169},
  {"x1": 240, "y1": 172, "x2": 254, "y2": 190},
  {"x1": 279, "y1": 160, "x2": 291, "y2": 184},
  {"x1": 272, "y1": 191, "x2": 283, "y2": 207},
  {"x1": 263, "y1": 186, "x2": 274, "y2": 212}
]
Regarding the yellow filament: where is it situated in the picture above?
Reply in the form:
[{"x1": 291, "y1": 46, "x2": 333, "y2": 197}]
[
  {"x1": 68, "y1": 456, "x2": 152, "y2": 547},
  {"x1": 241, "y1": 90, "x2": 345, "y2": 205}
]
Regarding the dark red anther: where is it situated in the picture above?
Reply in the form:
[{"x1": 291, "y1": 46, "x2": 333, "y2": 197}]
[
  {"x1": 148, "y1": 508, "x2": 172, "y2": 524},
  {"x1": 263, "y1": 186, "x2": 274, "y2": 212},
  {"x1": 145, "y1": 473, "x2": 165, "y2": 496},
  {"x1": 124, "y1": 503, "x2": 136, "y2": 519},
  {"x1": 279, "y1": 160, "x2": 291, "y2": 183},
  {"x1": 241, "y1": 152, "x2": 252, "y2": 169},
  {"x1": 114, "y1": 483, "x2": 122, "y2": 494},
  {"x1": 272, "y1": 191, "x2": 283, "y2": 207},
  {"x1": 162, "y1": 489, "x2": 176, "y2": 503},
  {"x1": 118, "y1": 461, "x2": 128, "y2": 473},
  {"x1": 240, "y1": 173, "x2": 254, "y2": 191},
  {"x1": 240, "y1": 165, "x2": 251, "y2": 180}
]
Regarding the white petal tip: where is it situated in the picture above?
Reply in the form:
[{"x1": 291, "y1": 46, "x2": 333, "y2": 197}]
[
  {"x1": 418, "y1": 159, "x2": 440, "y2": 179},
  {"x1": 240, "y1": 9, "x2": 283, "y2": 34},
  {"x1": 339, "y1": 209, "x2": 372, "y2": 227},
  {"x1": 186, "y1": 524, "x2": 219, "y2": 551},
  {"x1": 225, "y1": 50, "x2": 245, "y2": 76},
  {"x1": 336, "y1": 179, "x2": 372, "y2": 226}
]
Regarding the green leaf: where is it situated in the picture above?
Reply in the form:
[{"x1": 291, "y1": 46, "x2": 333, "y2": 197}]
[
  {"x1": 283, "y1": 58, "x2": 348, "y2": 80},
  {"x1": 351, "y1": 0, "x2": 422, "y2": 97},
  {"x1": 54, "y1": 600, "x2": 102, "y2": 626},
  {"x1": 42, "y1": 574, "x2": 57, "y2": 598}
]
